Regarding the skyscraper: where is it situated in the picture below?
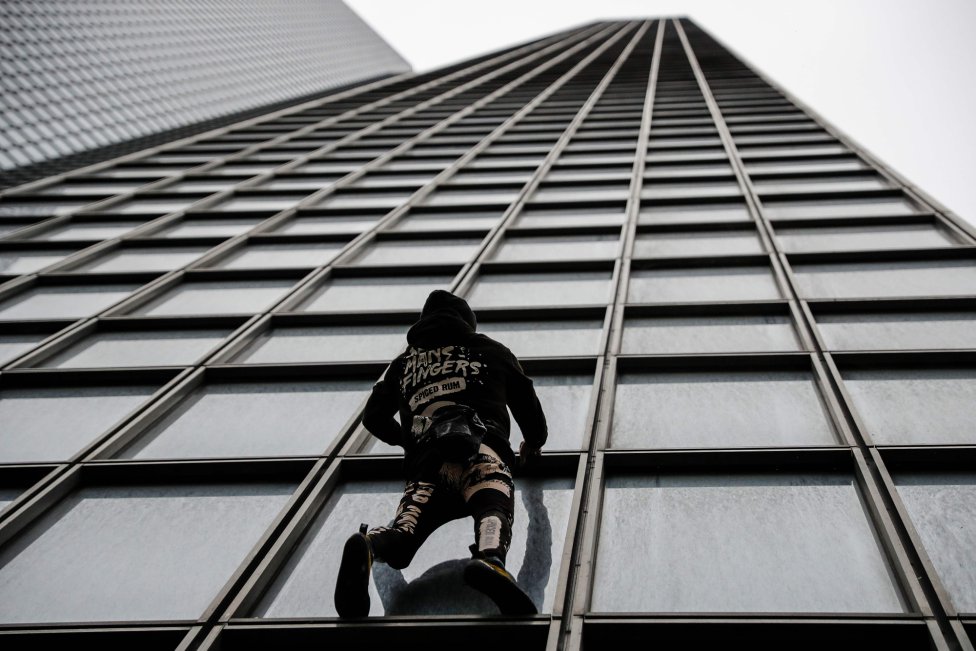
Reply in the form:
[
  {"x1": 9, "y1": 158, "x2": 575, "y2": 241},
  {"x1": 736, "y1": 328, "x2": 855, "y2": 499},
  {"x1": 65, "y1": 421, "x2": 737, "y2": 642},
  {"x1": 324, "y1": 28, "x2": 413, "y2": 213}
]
[
  {"x1": 0, "y1": 18, "x2": 974, "y2": 650},
  {"x1": 0, "y1": 0, "x2": 410, "y2": 187}
]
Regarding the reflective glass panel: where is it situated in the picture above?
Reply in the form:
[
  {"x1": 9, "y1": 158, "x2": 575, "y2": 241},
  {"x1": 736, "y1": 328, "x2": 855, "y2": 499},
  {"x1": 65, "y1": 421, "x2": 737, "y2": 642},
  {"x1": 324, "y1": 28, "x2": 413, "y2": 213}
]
[
  {"x1": 491, "y1": 235, "x2": 619, "y2": 262},
  {"x1": 38, "y1": 329, "x2": 232, "y2": 368},
  {"x1": 0, "y1": 384, "x2": 156, "y2": 463},
  {"x1": 74, "y1": 247, "x2": 211, "y2": 273},
  {"x1": 793, "y1": 260, "x2": 976, "y2": 299},
  {"x1": 592, "y1": 473, "x2": 905, "y2": 613},
  {"x1": 634, "y1": 231, "x2": 764, "y2": 258},
  {"x1": 640, "y1": 202, "x2": 751, "y2": 225},
  {"x1": 350, "y1": 239, "x2": 482, "y2": 266},
  {"x1": 131, "y1": 280, "x2": 294, "y2": 316},
  {"x1": 627, "y1": 267, "x2": 781, "y2": 303},
  {"x1": 611, "y1": 371, "x2": 836, "y2": 448},
  {"x1": 208, "y1": 243, "x2": 344, "y2": 270},
  {"x1": 253, "y1": 477, "x2": 573, "y2": 617},
  {"x1": 621, "y1": 315, "x2": 801, "y2": 353},
  {"x1": 0, "y1": 284, "x2": 139, "y2": 321},
  {"x1": 298, "y1": 275, "x2": 452, "y2": 312},
  {"x1": 468, "y1": 272, "x2": 612, "y2": 308},
  {"x1": 479, "y1": 320, "x2": 604, "y2": 357},
  {"x1": 816, "y1": 311, "x2": 976, "y2": 351},
  {"x1": 776, "y1": 224, "x2": 957, "y2": 253},
  {"x1": 894, "y1": 473, "x2": 976, "y2": 613},
  {"x1": 763, "y1": 197, "x2": 919, "y2": 220},
  {"x1": 232, "y1": 325, "x2": 405, "y2": 364},
  {"x1": 120, "y1": 380, "x2": 371, "y2": 459},
  {"x1": 0, "y1": 250, "x2": 74, "y2": 274},
  {"x1": 842, "y1": 369, "x2": 976, "y2": 445},
  {"x1": 0, "y1": 483, "x2": 295, "y2": 622}
]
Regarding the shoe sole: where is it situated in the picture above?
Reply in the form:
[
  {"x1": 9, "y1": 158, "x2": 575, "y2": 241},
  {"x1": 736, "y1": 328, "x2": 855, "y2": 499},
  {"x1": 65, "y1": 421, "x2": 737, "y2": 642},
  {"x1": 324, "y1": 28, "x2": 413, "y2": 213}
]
[
  {"x1": 464, "y1": 559, "x2": 537, "y2": 615},
  {"x1": 334, "y1": 534, "x2": 371, "y2": 617}
]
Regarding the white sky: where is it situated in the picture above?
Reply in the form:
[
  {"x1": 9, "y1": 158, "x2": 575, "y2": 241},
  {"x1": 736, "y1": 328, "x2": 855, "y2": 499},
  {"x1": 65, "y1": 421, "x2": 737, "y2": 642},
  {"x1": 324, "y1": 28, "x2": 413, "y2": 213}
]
[{"x1": 347, "y1": 0, "x2": 976, "y2": 229}]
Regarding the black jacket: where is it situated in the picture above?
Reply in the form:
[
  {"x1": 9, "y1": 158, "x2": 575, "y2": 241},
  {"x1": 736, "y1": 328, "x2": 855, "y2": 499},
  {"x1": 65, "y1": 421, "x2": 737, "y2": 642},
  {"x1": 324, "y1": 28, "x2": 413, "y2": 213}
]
[{"x1": 362, "y1": 291, "x2": 547, "y2": 471}]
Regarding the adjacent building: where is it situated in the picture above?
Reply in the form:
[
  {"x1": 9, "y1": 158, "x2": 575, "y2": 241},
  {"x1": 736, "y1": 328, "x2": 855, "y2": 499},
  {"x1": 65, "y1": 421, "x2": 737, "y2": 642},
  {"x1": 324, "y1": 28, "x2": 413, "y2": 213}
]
[
  {"x1": 0, "y1": 0, "x2": 410, "y2": 186},
  {"x1": 0, "y1": 18, "x2": 974, "y2": 650}
]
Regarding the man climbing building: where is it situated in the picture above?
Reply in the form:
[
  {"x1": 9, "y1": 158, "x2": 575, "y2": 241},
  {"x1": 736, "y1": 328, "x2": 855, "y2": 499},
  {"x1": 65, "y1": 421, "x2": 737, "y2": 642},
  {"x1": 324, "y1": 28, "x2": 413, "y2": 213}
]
[{"x1": 334, "y1": 289, "x2": 547, "y2": 617}]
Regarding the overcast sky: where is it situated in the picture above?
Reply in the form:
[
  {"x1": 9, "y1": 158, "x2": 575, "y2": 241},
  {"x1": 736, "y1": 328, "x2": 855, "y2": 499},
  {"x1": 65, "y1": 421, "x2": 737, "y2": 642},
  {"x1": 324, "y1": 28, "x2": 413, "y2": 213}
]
[{"x1": 347, "y1": 0, "x2": 976, "y2": 229}]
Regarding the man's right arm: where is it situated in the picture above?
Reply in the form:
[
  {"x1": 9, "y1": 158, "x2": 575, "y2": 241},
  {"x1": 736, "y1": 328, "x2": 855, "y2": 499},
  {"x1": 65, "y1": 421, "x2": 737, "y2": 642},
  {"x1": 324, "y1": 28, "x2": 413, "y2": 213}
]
[
  {"x1": 505, "y1": 351, "x2": 548, "y2": 454},
  {"x1": 362, "y1": 365, "x2": 403, "y2": 447}
]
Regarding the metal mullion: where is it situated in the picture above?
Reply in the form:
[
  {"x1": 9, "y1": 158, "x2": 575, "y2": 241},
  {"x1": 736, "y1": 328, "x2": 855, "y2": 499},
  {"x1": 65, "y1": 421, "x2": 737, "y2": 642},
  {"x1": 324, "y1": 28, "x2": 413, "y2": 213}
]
[
  {"x1": 451, "y1": 22, "x2": 651, "y2": 297},
  {"x1": 552, "y1": 21, "x2": 665, "y2": 651},
  {"x1": 674, "y1": 19, "x2": 961, "y2": 649}
]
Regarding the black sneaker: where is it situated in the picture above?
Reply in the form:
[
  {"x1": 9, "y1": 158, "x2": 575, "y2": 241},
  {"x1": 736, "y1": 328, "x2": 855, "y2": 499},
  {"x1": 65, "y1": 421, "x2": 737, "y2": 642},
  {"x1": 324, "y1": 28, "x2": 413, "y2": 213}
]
[
  {"x1": 463, "y1": 556, "x2": 537, "y2": 615},
  {"x1": 334, "y1": 531, "x2": 372, "y2": 617}
]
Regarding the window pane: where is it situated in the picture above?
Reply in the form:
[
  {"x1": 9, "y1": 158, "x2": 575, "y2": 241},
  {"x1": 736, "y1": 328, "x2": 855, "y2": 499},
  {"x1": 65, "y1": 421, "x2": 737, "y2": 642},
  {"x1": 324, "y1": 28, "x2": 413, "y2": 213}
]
[
  {"x1": 37, "y1": 329, "x2": 232, "y2": 368},
  {"x1": 842, "y1": 369, "x2": 976, "y2": 445},
  {"x1": 763, "y1": 197, "x2": 919, "y2": 220},
  {"x1": 468, "y1": 272, "x2": 612, "y2": 308},
  {"x1": 0, "y1": 334, "x2": 46, "y2": 365},
  {"x1": 74, "y1": 247, "x2": 211, "y2": 273},
  {"x1": 634, "y1": 231, "x2": 764, "y2": 258},
  {"x1": 391, "y1": 211, "x2": 501, "y2": 233},
  {"x1": 611, "y1": 371, "x2": 836, "y2": 448},
  {"x1": 0, "y1": 483, "x2": 294, "y2": 623},
  {"x1": 642, "y1": 181, "x2": 741, "y2": 200},
  {"x1": 746, "y1": 158, "x2": 868, "y2": 174},
  {"x1": 275, "y1": 215, "x2": 380, "y2": 236},
  {"x1": 0, "y1": 284, "x2": 139, "y2": 321},
  {"x1": 0, "y1": 384, "x2": 156, "y2": 463},
  {"x1": 422, "y1": 187, "x2": 521, "y2": 206},
  {"x1": 113, "y1": 198, "x2": 200, "y2": 215},
  {"x1": 621, "y1": 315, "x2": 801, "y2": 353},
  {"x1": 510, "y1": 375, "x2": 592, "y2": 450},
  {"x1": 793, "y1": 260, "x2": 976, "y2": 299},
  {"x1": 232, "y1": 325, "x2": 405, "y2": 364},
  {"x1": 776, "y1": 223, "x2": 958, "y2": 253},
  {"x1": 131, "y1": 280, "x2": 294, "y2": 316},
  {"x1": 755, "y1": 176, "x2": 890, "y2": 194},
  {"x1": 153, "y1": 218, "x2": 263, "y2": 239},
  {"x1": 317, "y1": 192, "x2": 411, "y2": 210},
  {"x1": 207, "y1": 243, "x2": 344, "y2": 270},
  {"x1": 592, "y1": 473, "x2": 904, "y2": 613},
  {"x1": 479, "y1": 320, "x2": 604, "y2": 357},
  {"x1": 299, "y1": 275, "x2": 451, "y2": 313},
  {"x1": 349, "y1": 239, "x2": 481, "y2": 266},
  {"x1": 628, "y1": 267, "x2": 781, "y2": 303},
  {"x1": 640, "y1": 202, "x2": 751, "y2": 225},
  {"x1": 491, "y1": 235, "x2": 619, "y2": 262},
  {"x1": 816, "y1": 311, "x2": 976, "y2": 351},
  {"x1": 515, "y1": 207, "x2": 626, "y2": 228},
  {"x1": 213, "y1": 196, "x2": 306, "y2": 212},
  {"x1": 894, "y1": 474, "x2": 976, "y2": 613},
  {"x1": 252, "y1": 477, "x2": 573, "y2": 617},
  {"x1": 0, "y1": 249, "x2": 75, "y2": 274},
  {"x1": 645, "y1": 163, "x2": 734, "y2": 178},
  {"x1": 531, "y1": 186, "x2": 628, "y2": 203},
  {"x1": 120, "y1": 380, "x2": 371, "y2": 459}
]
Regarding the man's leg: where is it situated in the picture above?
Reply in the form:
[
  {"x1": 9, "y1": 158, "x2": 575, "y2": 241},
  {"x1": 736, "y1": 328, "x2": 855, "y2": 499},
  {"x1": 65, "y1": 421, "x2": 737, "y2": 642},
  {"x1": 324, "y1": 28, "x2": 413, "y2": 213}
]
[
  {"x1": 461, "y1": 445, "x2": 537, "y2": 615},
  {"x1": 335, "y1": 478, "x2": 453, "y2": 617}
]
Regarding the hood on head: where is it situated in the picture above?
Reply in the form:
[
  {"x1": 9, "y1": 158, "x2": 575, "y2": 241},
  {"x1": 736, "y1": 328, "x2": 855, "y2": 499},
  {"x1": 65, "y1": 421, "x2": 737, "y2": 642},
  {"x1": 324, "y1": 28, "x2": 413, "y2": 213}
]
[{"x1": 406, "y1": 290, "x2": 477, "y2": 347}]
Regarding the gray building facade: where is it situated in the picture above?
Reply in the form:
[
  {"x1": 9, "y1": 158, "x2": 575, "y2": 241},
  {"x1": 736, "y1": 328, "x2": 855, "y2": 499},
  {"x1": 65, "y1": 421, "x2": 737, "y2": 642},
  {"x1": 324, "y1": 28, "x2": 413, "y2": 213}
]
[
  {"x1": 0, "y1": 0, "x2": 410, "y2": 185},
  {"x1": 0, "y1": 18, "x2": 974, "y2": 650}
]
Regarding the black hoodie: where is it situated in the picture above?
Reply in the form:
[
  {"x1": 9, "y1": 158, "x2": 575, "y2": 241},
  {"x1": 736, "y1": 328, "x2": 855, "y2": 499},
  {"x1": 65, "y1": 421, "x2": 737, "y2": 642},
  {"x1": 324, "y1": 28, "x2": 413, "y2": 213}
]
[{"x1": 362, "y1": 290, "x2": 548, "y2": 470}]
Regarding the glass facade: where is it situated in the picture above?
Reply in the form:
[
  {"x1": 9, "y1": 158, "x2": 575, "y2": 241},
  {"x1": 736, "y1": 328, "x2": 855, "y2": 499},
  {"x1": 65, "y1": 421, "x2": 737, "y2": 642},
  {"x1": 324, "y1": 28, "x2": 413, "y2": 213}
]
[{"x1": 0, "y1": 16, "x2": 972, "y2": 651}]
